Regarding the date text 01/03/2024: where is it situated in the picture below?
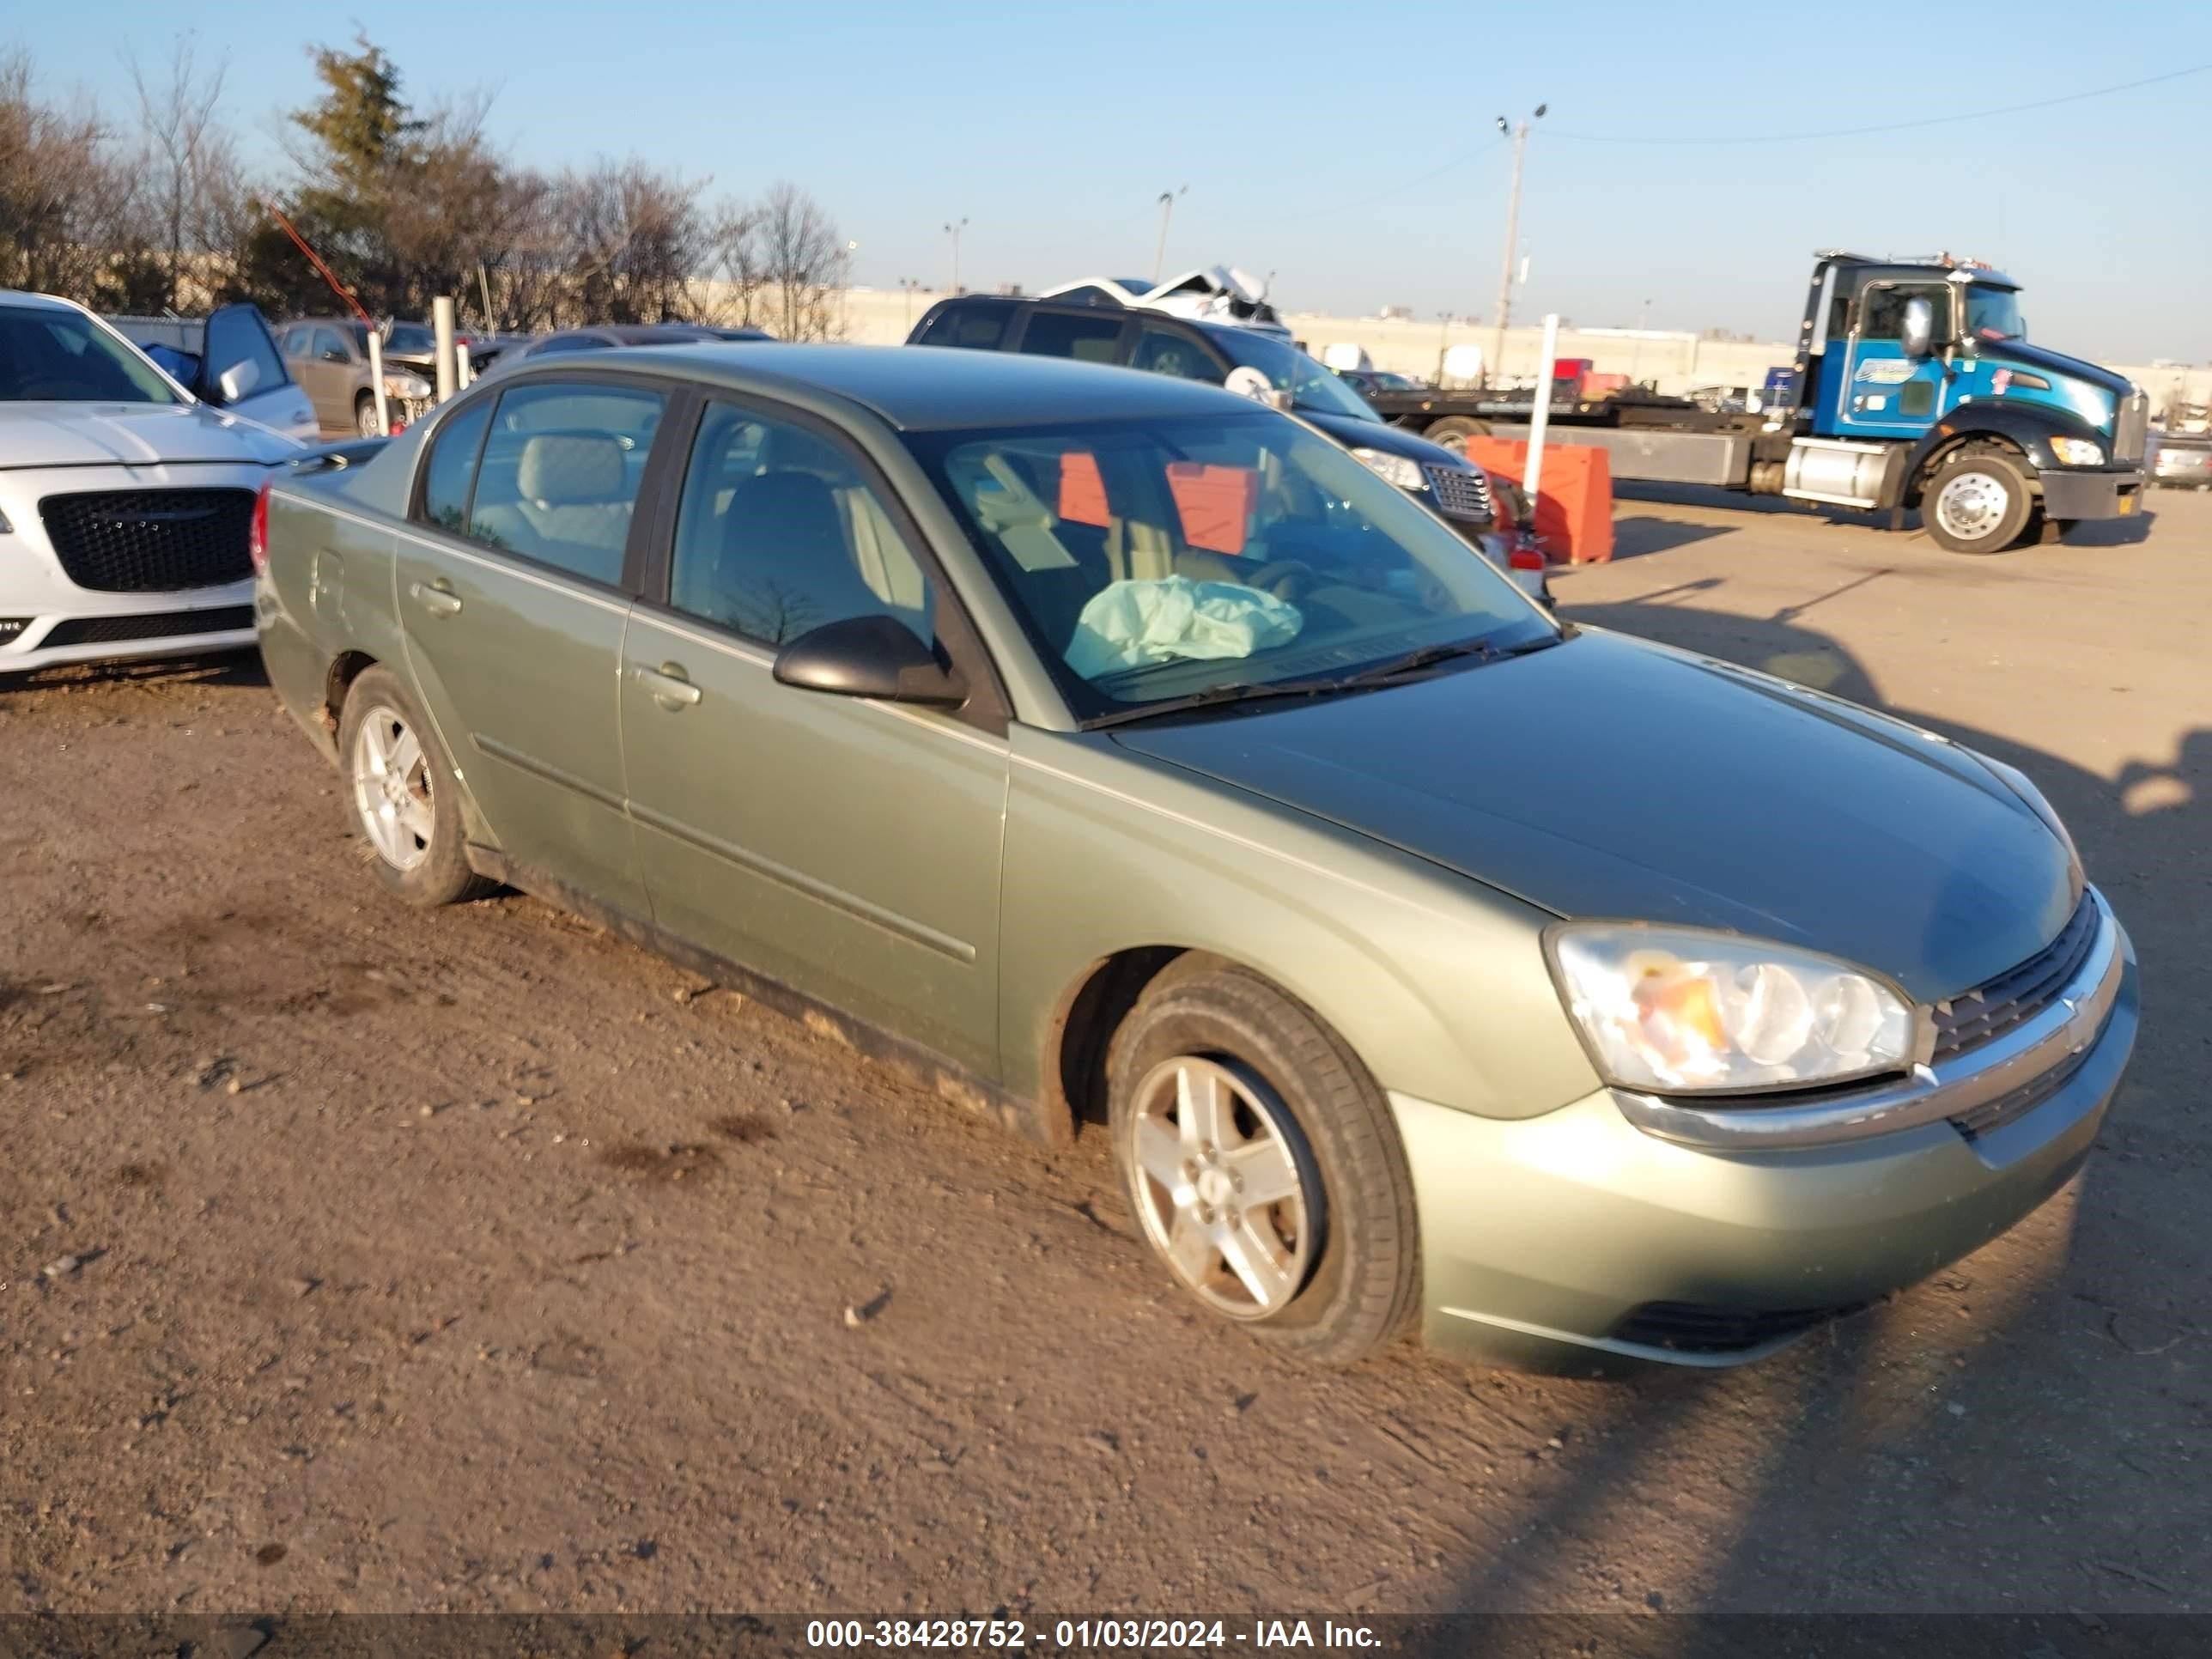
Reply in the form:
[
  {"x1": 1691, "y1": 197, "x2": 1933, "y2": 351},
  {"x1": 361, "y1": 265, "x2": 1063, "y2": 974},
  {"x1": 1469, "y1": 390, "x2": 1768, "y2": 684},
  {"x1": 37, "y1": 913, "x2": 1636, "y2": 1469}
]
[{"x1": 804, "y1": 1619, "x2": 1384, "y2": 1650}]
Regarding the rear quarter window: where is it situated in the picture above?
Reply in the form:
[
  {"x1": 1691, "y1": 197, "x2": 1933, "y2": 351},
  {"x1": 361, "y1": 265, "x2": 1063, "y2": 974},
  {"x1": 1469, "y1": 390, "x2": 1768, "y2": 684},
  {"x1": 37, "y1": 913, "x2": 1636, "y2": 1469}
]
[{"x1": 915, "y1": 302, "x2": 1014, "y2": 349}]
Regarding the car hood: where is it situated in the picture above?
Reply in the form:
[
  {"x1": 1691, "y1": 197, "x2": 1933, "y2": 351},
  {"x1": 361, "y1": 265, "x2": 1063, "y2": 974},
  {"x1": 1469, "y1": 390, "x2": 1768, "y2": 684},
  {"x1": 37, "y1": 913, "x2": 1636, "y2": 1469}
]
[
  {"x1": 0, "y1": 401, "x2": 300, "y2": 470},
  {"x1": 1981, "y1": 339, "x2": 2133, "y2": 403},
  {"x1": 1111, "y1": 629, "x2": 2078, "y2": 1001}
]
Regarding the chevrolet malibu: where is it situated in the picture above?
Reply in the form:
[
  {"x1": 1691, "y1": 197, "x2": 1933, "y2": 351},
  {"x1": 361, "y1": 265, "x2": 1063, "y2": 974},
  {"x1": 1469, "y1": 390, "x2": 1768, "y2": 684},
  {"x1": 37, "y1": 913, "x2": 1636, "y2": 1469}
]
[{"x1": 254, "y1": 346, "x2": 2137, "y2": 1369}]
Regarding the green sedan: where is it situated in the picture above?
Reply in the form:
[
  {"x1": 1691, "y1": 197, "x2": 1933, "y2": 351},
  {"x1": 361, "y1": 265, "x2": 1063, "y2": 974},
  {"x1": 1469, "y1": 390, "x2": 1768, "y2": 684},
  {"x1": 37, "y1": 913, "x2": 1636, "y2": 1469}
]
[{"x1": 252, "y1": 344, "x2": 2137, "y2": 1369}]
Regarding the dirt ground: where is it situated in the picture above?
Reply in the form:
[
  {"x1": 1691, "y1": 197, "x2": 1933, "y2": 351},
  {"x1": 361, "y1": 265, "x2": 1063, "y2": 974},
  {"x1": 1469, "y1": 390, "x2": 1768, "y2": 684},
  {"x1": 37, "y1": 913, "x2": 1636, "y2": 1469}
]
[{"x1": 3, "y1": 489, "x2": 2207, "y2": 1621}]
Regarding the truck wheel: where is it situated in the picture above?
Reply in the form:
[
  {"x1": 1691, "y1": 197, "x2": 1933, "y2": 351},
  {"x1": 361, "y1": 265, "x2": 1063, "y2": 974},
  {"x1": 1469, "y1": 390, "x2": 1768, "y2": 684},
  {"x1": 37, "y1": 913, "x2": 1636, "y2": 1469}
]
[
  {"x1": 1421, "y1": 416, "x2": 1489, "y2": 456},
  {"x1": 1923, "y1": 447, "x2": 2034, "y2": 554}
]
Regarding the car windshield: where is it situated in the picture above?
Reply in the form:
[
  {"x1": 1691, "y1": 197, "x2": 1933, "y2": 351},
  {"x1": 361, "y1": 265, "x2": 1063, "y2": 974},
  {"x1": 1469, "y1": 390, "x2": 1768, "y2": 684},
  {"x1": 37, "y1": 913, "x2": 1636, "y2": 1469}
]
[
  {"x1": 0, "y1": 305, "x2": 181, "y2": 404},
  {"x1": 386, "y1": 323, "x2": 436, "y2": 353},
  {"x1": 906, "y1": 410, "x2": 1553, "y2": 720},
  {"x1": 1216, "y1": 330, "x2": 1380, "y2": 422},
  {"x1": 1965, "y1": 285, "x2": 2025, "y2": 342}
]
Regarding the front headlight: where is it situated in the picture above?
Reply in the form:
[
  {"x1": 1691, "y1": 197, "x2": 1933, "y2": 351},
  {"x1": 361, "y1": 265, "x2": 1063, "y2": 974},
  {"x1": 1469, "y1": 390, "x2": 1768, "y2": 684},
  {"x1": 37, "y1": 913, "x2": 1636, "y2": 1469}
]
[
  {"x1": 1972, "y1": 752, "x2": 2081, "y2": 872},
  {"x1": 1547, "y1": 925, "x2": 1917, "y2": 1094},
  {"x1": 1349, "y1": 447, "x2": 1426, "y2": 491},
  {"x1": 2047, "y1": 436, "x2": 2103, "y2": 466},
  {"x1": 384, "y1": 373, "x2": 432, "y2": 399}
]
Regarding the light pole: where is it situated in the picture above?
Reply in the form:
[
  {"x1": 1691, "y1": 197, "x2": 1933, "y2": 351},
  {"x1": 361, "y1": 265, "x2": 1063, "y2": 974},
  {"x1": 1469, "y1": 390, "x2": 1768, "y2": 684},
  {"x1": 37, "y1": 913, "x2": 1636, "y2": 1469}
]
[
  {"x1": 943, "y1": 218, "x2": 969, "y2": 295},
  {"x1": 840, "y1": 240, "x2": 859, "y2": 337},
  {"x1": 1490, "y1": 102, "x2": 1547, "y2": 386},
  {"x1": 900, "y1": 277, "x2": 921, "y2": 329},
  {"x1": 1152, "y1": 185, "x2": 1187, "y2": 283},
  {"x1": 1629, "y1": 295, "x2": 1651, "y2": 383}
]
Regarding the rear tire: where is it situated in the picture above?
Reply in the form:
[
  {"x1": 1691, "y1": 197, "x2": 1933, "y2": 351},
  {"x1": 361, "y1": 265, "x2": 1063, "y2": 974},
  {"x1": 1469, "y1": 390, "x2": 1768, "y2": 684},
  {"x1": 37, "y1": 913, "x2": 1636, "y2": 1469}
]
[
  {"x1": 1420, "y1": 416, "x2": 1489, "y2": 455},
  {"x1": 337, "y1": 665, "x2": 495, "y2": 908},
  {"x1": 1923, "y1": 447, "x2": 2034, "y2": 554},
  {"x1": 1106, "y1": 958, "x2": 1421, "y2": 1367}
]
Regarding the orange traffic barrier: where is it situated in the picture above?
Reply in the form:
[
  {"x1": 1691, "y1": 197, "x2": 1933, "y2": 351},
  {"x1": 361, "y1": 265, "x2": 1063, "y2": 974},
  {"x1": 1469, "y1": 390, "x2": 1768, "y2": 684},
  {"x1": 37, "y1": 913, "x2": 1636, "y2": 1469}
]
[{"x1": 1464, "y1": 436, "x2": 1616, "y2": 564}]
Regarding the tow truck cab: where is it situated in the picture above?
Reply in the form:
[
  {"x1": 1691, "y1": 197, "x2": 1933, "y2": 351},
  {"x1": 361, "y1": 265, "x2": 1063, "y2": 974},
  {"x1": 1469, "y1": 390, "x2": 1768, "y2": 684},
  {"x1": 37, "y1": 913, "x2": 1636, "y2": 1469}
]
[{"x1": 1785, "y1": 251, "x2": 2147, "y2": 547}]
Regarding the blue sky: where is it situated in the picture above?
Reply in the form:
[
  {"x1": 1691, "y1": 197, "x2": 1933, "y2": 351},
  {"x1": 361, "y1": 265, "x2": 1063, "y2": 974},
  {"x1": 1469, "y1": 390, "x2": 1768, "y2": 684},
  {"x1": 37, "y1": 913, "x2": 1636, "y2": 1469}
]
[{"x1": 21, "y1": 1, "x2": 2212, "y2": 361}]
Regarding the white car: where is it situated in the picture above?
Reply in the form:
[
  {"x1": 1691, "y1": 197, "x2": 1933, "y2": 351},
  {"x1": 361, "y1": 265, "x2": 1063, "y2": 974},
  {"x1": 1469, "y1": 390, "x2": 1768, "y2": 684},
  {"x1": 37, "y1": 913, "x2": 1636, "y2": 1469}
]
[
  {"x1": 1039, "y1": 267, "x2": 1296, "y2": 343},
  {"x1": 1, "y1": 290, "x2": 303, "y2": 674}
]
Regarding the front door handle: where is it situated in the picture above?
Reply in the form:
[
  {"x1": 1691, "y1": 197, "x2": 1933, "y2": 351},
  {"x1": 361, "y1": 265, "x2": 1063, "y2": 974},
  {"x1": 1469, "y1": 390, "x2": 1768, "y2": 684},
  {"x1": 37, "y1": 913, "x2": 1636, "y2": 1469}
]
[
  {"x1": 409, "y1": 580, "x2": 463, "y2": 617},
  {"x1": 634, "y1": 663, "x2": 702, "y2": 710}
]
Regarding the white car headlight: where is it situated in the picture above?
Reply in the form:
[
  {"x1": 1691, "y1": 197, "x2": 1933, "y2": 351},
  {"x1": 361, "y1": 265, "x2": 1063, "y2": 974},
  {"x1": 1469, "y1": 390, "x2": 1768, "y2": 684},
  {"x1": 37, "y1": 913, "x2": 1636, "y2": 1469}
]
[
  {"x1": 2047, "y1": 436, "x2": 2103, "y2": 466},
  {"x1": 384, "y1": 373, "x2": 432, "y2": 399},
  {"x1": 1349, "y1": 447, "x2": 1425, "y2": 490},
  {"x1": 1547, "y1": 925, "x2": 1917, "y2": 1094}
]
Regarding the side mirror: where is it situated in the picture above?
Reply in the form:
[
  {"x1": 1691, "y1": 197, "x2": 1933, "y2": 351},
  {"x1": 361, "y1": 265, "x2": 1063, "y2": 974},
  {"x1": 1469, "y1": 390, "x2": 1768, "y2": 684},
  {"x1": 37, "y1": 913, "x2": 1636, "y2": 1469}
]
[
  {"x1": 216, "y1": 358, "x2": 262, "y2": 404},
  {"x1": 1900, "y1": 296, "x2": 1935, "y2": 361},
  {"x1": 772, "y1": 614, "x2": 967, "y2": 707}
]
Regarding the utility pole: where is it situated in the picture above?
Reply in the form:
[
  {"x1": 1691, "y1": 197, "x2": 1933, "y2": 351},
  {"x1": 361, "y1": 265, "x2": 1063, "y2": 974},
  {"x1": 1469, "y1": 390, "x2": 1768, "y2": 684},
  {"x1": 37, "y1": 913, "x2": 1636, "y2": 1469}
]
[
  {"x1": 1152, "y1": 185, "x2": 1187, "y2": 283},
  {"x1": 943, "y1": 218, "x2": 969, "y2": 295},
  {"x1": 1489, "y1": 103, "x2": 1546, "y2": 386}
]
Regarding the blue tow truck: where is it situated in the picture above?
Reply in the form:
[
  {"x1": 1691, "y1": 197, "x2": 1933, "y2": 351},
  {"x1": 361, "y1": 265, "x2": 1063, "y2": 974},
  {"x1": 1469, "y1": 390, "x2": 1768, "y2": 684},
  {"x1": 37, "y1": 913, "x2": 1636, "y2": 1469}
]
[{"x1": 1369, "y1": 250, "x2": 2150, "y2": 554}]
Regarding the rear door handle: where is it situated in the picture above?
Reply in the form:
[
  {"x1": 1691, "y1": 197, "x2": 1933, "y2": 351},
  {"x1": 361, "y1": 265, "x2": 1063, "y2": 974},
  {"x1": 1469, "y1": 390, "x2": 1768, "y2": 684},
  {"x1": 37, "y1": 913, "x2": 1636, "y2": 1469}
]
[
  {"x1": 634, "y1": 663, "x2": 702, "y2": 710},
  {"x1": 409, "y1": 581, "x2": 462, "y2": 617}
]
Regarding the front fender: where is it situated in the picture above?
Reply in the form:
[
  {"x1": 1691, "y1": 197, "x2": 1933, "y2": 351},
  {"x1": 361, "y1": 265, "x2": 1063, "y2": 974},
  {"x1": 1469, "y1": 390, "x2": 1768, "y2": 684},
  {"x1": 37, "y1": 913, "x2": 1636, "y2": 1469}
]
[
  {"x1": 998, "y1": 726, "x2": 1601, "y2": 1124},
  {"x1": 1902, "y1": 400, "x2": 2106, "y2": 500}
]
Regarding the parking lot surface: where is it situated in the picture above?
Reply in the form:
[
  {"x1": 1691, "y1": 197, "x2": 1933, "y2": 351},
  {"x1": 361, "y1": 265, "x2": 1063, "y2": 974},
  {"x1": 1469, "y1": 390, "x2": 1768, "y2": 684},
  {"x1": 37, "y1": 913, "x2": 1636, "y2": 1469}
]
[{"x1": 3, "y1": 491, "x2": 2207, "y2": 1618}]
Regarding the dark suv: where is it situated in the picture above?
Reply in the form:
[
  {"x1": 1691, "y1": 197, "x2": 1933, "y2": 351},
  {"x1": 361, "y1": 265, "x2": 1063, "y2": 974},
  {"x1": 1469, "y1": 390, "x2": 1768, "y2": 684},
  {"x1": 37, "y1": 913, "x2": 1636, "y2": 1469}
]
[{"x1": 908, "y1": 296, "x2": 1548, "y2": 601}]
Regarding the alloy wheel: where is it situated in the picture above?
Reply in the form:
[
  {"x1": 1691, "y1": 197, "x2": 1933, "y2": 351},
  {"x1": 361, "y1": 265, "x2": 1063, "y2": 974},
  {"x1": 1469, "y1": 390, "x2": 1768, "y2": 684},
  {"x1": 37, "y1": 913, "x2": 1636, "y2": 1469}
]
[
  {"x1": 349, "y1": 703, "x2": 434, "y2": 872},
  {"x1": 1933, "y1": 469, "x2": 2011, "y2": 544},
  {"x1": 1125, "y1": 1055, "x2": 1316, "y2": 1319}
]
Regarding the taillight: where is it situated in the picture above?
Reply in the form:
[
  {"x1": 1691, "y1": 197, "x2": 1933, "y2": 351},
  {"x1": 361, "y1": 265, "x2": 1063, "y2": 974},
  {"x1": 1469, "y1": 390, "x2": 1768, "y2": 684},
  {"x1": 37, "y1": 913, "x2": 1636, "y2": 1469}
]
[
  {"x1": 249, "y1": 478, "x2": 271, "y2": 574},
  {"x1": 1509, "y1": 541, "x2": 1547, "y2": 571}
]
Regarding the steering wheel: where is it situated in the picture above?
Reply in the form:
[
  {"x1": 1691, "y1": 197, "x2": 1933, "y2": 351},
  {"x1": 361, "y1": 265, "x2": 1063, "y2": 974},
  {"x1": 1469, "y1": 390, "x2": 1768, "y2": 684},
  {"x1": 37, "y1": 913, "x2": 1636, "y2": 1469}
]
[{"x1": 1238, "y1": 559, "x2": 1322, "y2": 602}]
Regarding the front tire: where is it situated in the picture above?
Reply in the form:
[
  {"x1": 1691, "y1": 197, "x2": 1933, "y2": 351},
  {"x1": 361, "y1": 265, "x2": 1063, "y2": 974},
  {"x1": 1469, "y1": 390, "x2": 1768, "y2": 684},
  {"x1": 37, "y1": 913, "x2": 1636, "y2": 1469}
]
[
  {"x1": 1420, "y1": 416, "x2": 1489, "y2": 455},
  {"x1": 1923, "y1": 447, "x2": 2034, "y2": 553},
  {"x1": 1106, "y1": 959, "x2": 1420, "y2": 1366},
  {"x1": 337, "y1": 665, "x2": 494, "y2": 908},
  {"x1": 355, "y1": 393, "x2": 384, "y2": 439}
]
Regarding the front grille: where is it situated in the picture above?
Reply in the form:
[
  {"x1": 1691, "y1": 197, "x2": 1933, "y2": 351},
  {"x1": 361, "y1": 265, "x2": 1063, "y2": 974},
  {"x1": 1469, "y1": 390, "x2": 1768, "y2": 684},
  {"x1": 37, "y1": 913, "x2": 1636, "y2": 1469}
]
[
  {"x1": 1949, "y1": 1042, "x2": 2095, "y2": 1141},
  {"x1": 1613, "y1": 1301, "x2": 1863, "y2": 1354},
  {"x1": 2114, "y1": 391, "x2": 2149, "y2": 466},
  {"x1": 1423, "y1": 464, "x2": 1494, "y2": 522},
  {"x1": 40, "y1": 605, "x2": 254, "y2": 648},
  {"x1": 38, "y1": 489, "x2": 257, "y2": 593},
  {"x1": 1932, "y1": 894, "x2": 2099, "y2": 1063}
]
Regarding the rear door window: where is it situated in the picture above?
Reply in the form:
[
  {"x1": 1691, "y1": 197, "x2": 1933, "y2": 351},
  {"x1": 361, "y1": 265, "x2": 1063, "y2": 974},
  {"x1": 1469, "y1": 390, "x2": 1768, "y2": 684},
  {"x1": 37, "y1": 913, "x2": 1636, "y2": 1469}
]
[
  {"x1": 1016, "y1": 311, "x2": 1127, "y2": 364},
  {"x1": 460, "y1": 380, "x2": 666, "y2": 586}
]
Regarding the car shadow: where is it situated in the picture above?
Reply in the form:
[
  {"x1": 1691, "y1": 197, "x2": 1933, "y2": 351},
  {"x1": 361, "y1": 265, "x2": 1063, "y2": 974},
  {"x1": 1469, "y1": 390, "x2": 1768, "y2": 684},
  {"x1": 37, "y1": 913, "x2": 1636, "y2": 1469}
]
[
  {"x1": 0, "y1": 648, "x2": 268, "y2": 694},
  {"x1": 1607, "y1": 517, "x2": 1741, "y2": 561},
  {"x1": 1443, "y1": 594, "x2": 2207, "y2": 1618}
]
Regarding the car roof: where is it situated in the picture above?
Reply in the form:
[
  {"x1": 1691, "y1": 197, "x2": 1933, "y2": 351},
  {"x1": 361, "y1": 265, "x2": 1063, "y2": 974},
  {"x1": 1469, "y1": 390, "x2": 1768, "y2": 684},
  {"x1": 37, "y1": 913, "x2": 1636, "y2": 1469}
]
[
  {"x1": 928, "y1": 292, "x2": 1261, "y2": 353},
  {"x1": 0, "y1": 289, "x2": 86, "y2": 313},
  {"x1": 574, "y1": 341, "x2": 1262, "y2": 431}
]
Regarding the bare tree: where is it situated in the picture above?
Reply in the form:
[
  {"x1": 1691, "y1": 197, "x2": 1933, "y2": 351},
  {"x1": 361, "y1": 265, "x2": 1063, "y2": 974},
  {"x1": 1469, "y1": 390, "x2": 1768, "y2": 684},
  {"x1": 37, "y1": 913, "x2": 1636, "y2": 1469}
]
[
  {"x1": 123, "y1": 35, "x2": 240, "y2": 311},
  {"x1": 555, "y1": 159, "x2": 708, "y2": 325},
  {"x1": 757, "y1": 181, "x2": 844, "y2": 341},
  {"x1": 0, "y1": 50, "x2": 134, "y2": 299}
]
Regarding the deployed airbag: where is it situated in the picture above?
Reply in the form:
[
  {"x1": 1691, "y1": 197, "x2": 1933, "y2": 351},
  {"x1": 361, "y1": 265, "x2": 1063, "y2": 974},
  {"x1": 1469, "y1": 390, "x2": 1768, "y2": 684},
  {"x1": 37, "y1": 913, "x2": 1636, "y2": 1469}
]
[{"x1": 1065, "y1": 576, "x2": 1302, "y2": 679}]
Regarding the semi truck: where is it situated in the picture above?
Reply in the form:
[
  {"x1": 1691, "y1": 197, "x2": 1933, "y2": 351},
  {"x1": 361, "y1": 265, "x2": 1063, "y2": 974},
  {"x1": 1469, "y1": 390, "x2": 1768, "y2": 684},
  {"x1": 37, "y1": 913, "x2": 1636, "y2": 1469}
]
[{"x1": 1365, "y1": 252, "x2": 2149, "y2": 554}]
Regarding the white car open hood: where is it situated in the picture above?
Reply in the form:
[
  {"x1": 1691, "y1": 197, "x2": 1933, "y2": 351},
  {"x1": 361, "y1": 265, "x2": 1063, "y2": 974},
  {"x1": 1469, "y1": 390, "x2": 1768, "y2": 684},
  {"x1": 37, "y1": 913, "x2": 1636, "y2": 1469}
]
[{"x1": 0, "y1": 400, "x2": 298, "y2": 471}]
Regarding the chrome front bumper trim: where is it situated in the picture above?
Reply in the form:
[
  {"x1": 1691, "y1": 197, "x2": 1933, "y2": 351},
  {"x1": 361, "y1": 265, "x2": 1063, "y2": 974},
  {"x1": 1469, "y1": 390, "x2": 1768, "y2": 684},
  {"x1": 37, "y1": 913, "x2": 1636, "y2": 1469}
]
[{"x1": 1611, "y1": 888, "x2": 2125, "y2": 1151}]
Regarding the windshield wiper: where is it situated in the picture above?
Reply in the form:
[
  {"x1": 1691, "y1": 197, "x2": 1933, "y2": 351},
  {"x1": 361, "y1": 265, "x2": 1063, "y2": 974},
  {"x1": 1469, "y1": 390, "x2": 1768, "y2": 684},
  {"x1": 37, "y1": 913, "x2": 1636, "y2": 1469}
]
[
  {"x1": 1083, "y1": 629, "x2": 1572, "y2": 730},
  {"x1": 1081, "y1": 673, "x2": 1363, "y2": 730},
  {"x1": 1334, "y1": 628, "x2": 1566, "y2": 689}
]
